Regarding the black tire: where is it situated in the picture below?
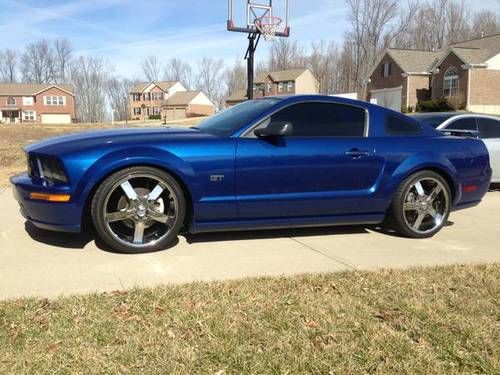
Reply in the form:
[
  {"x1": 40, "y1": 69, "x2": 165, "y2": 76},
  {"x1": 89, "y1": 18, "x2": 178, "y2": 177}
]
[
  {"x1": 91, "y1": 166, "x2": 186, "y2": 253},
  {"x1": 388, "y1": 170, "x2": 451, "y2": 238}
]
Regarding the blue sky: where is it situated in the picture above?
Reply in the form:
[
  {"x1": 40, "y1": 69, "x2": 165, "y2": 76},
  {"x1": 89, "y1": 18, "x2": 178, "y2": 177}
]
[{"x1": 1, "y1": 0, "x2": 499, "y2": 79}]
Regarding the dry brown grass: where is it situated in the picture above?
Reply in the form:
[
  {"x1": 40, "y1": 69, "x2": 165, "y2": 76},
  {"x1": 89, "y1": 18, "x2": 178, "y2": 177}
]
[
  {"x1": 0, "y1": 264, "x2": 499, "y2": 373},
  {"x1": 0, "y1": 118, "x2": 205, "y2": 188}
]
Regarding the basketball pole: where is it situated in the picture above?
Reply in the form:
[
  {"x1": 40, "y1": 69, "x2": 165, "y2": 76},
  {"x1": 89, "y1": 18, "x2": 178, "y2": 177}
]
[{"x1": 245, "y1": 32, "x2": 260, "y2": 100}]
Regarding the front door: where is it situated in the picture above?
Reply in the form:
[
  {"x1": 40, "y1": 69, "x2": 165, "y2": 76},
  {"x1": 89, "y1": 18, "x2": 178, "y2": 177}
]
[{"x1": 235, "y1": 102, "x2": 386, "y2": 219}]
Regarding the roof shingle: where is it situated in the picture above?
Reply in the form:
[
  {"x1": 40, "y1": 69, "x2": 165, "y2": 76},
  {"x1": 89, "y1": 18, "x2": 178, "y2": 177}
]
[
  {"x1": 165, "y1": 91, "x2": 201, "y2": 106},
  {"x1": 0, "y1": 83, "x2": 74, "y2": 96},
  {"x1": 131, "y1": 81, "x2": 179, "y2": 93}
]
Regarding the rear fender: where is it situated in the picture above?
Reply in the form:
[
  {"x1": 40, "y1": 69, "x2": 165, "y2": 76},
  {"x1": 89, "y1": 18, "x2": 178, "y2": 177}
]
[{"x1": 385, "y1": 152, "x2": 459, "y2": 206}]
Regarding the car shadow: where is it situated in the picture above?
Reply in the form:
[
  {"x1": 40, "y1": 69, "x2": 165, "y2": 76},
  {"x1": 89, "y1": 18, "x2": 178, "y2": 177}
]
[{"x1": 24, "y1": 221, "x2": 179, "y2": 254}]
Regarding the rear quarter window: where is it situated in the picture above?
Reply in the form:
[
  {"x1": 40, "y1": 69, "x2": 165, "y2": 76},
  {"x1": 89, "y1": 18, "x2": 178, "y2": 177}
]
[
  {"x1": 386, "y1": 115, "x2": 422, "y2": 136},
  {"x1": 478, "y1": 118, "x2": 500, "y2": 139}
]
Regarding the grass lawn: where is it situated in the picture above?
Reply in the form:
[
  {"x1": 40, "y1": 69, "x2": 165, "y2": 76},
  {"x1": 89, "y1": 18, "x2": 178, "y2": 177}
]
[
  {"x1": 0, "y1": 117, "x2": 205, "y2": 188},
  {"x1": 1, "y1": 264, "x2": 498, "y2": 373}
]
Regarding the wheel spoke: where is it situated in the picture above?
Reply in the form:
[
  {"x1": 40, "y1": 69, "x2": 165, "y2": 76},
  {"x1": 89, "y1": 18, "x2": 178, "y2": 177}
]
[
  {"x1": 412, "y1": 213, "x2": 426, "y2": 230},
  {"x1": 106, "y1": 210, "x2": 132, "y2": 223},
  {"x1": 403, "y1": 202, "x2": 419, "y2": 211},
  {"x1": 133, "y1": 221, "x2": 145, "y2": 244},
  {"x1": 121, "y1": 181, "x2": 138, "y2": 201},
  {"x1": 414, "y1": 181, "x2": 425, "y2": 197},
  {"x1": 148, "y1": 184, "x2": 164, "y2": 202},
  {"x1": 427, "y1": 185, "x2": 442, "y2": 202}
]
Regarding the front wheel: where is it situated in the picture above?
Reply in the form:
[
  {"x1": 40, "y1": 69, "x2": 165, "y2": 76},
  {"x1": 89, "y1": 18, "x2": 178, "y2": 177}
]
[
  {"x1": 91, "y1": 166, "x2": 186, "y2": 253},
  {"x1": 389, "y1": 171, "x2": 451, "y2": 238}
]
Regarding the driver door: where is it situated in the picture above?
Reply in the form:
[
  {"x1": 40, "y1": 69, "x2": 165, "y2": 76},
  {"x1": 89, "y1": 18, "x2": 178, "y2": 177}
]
[{"x1": 235, "y1": 101, "x2": 385, "y2": 220}]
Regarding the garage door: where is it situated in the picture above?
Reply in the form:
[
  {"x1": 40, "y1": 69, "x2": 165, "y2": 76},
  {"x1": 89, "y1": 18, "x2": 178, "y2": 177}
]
[
  {"x1": 370, "y1": 87, "x2": 402, "y2": 112},
  {"x1": 41, "y1": 114, "x2": 71, "y2": 124}
]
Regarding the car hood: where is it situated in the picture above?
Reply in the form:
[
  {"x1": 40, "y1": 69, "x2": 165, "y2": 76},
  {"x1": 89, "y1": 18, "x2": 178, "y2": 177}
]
[{"x1": 24, "y1": 127, "x2": 213, "y2": 154}]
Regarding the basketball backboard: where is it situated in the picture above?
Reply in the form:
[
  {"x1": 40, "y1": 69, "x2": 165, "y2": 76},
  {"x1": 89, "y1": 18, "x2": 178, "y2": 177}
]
[{"x1": 227, "y1": 0, "x2": 290, "y2": 38}]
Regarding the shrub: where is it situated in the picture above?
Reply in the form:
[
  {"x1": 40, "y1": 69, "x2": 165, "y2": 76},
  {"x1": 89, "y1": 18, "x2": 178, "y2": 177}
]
[
  {"x1": 148, "y1": 115, "x2": 162, "y2": 120},
  {"x1": 416, "y1": 98, "x2": 454, "y2": 112}
]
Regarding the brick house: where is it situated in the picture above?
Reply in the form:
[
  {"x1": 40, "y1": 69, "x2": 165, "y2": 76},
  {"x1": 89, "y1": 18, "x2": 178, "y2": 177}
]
[
  {"x1": 129, "y1": 81, "x2": 214, "y2": 120},
  {"x1": 0, "y1": 83, "x2": 75, "y2": 124},
  {"x1": 368, "y1": 33, "x2": 500, "y2": 114},
  {"x1": 226, "y1": 68, "x2": 319, "y2": 106}
]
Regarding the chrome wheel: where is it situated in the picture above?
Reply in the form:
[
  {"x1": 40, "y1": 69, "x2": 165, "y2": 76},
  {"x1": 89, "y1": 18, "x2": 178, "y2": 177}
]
[
  {"x1": 402, "y1": 177, "x2": 449, "y2": 234},
  {"x1": 103, "y1": 173, "x2": 179, "y2": 248}
]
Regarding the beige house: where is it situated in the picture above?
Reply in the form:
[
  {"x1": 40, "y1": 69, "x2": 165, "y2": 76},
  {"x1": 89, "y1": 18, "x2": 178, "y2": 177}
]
[
  {"x1": 368, "y1": 33, "x2": 500, "y2": 114},
  {"x1": 226, "y1": 68, "x2": 319, "y2": 106},
  {"x1": 163, "y1": 91, "x2": 215, "y2": 120},
  {"x1": 129, "y1": 81, "x2": 214, "y2": 120}
]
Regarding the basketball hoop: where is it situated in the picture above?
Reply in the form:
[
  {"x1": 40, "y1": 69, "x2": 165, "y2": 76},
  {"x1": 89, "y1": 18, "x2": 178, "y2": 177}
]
[{"x1": 255, "y1": 15, "x2": 282, "y2": 41}]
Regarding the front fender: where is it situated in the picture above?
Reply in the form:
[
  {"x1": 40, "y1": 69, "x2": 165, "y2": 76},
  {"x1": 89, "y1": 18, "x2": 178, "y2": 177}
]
[{"x1": 72, "y1": 146, "x2": 196, "y2": 207}]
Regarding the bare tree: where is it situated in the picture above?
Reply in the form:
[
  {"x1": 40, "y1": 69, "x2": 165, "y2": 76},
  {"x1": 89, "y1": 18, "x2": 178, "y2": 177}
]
[
  {"x1": 195, "y1": 57, "x2": 225, "y2": 111},
  {"x1": 107, "y1": 77, "x2": 136, "y2": 122},
  {"x1": 163, "y1": 58, "x2": 193, "y2": 88},
  {"x1": 471, "y1": 10, "x2": 499, "y2": 38},
  {"x1": 307, "y1": 41, "x2": 340, "y2": 94},
  {"x1": 141, "y1": 56, "x2": 162, "y2": 82},
  {"x1": 445, "y1": 0, "x2": 470, "y2": 44},
  {"x1": 0, "y1": 49, "x2": 17, "y2": 83},
  {"x1": 20, "y1": 39, "x2": 55, "y2": 83},
  {"x1": 224, "y1": 60, "x2": 246, "y2": 96},
  {"x1": 53, "y1": 38, "x2": 73, "y2": 83},
  {"x1": 70, "y1": 56, "x2": 108, "y2": 123},
  {"x1": 268, "y1": 39, "x2": 307, "y2": 71}
]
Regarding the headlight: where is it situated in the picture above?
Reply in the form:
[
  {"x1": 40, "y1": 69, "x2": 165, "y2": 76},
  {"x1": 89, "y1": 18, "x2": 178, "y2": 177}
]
[{"x1": 29, "y1": 154, "x2": 68, "y2": 184}]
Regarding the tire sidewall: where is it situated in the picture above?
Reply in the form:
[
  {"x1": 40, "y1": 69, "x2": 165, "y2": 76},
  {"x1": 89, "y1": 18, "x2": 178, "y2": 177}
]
[
  {"x1": 392, "y1": 171, "x2": 451, "y2": 238},
  {"x1": 91, "y1": 166, "x2": 186, "y2": 253}
]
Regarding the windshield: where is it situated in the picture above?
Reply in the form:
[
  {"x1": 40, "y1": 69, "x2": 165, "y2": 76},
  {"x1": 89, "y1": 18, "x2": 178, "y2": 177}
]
[
  {"x1": 196, "y1": 98, "x2": 282, "y2": 136},
  {"x1": 411, "y1": 114, "x2": 455, "y2": 128}
]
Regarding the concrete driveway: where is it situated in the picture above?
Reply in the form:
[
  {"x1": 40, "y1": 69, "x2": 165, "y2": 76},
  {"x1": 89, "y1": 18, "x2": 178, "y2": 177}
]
[{"x1": 1, "y1": 188, "x2": 499, "y2": 300}]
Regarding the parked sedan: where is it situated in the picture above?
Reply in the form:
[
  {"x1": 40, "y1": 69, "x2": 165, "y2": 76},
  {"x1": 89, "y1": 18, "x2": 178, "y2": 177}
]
[
  {"x1": 11, "y1": 96, "x2": 491, "y2": 253},
  {"x1": 411, "y1": 113, "x2": 500, "y2": 183}
]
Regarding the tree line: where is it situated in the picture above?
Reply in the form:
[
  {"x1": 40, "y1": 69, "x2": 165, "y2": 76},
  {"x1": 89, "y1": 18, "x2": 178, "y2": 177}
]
[{"x1": 0, "y1": 0, "x2": 498, "y2": 122}]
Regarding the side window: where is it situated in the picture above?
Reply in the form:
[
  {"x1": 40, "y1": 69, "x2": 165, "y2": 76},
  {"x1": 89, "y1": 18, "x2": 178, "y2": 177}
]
[
  {"x1": 270, "y1": 102, "x2": 366, "y2": 137},
  {"x1": 386, "y1": 115, "x2": 422, "y2": 135},
  {"x1": 478, "y1": 118, "x2": 500, "y2": 139},
  {"x1": 446, "y1": 118, "x2": 477, "y2": 131}
]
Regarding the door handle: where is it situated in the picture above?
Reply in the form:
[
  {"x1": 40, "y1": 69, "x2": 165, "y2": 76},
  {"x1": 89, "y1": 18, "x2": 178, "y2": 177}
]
[{"x1": 345, "y1": 148, "x2": 370, "y2": 158}]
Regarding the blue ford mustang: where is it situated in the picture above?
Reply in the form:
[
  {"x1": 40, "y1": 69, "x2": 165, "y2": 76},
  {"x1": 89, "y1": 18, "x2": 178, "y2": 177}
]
[{"x1": 11, "y1": 96, "x2": 492, "y2": 253}]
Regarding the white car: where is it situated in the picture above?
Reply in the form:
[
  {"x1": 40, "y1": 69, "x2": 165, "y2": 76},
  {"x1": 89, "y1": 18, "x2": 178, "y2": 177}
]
[{"x1": 412, "y1": 113, "x2": 500, "y2": 183}]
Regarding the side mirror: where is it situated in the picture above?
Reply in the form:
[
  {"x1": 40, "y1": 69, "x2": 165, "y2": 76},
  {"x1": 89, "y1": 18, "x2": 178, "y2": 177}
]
[{"x1": 254, "y1": 121, "x2": 293, "y2": 137}]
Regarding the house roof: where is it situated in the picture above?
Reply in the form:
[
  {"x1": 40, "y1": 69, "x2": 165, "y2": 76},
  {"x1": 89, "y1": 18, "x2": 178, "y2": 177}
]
[
  {"x1": 131, "y1": 81, "x2": 179, "y2": 93},
  {"x1": 450, "y1": 33, "x2": 500, "y2": 63},
  {"x1": 226, "y1": 89, "x2": 247, "y2": 102},
  {"x1": 386, "y1": 49, "x2": 442, "y2": 73},
  {"x1": 165, "y1": 91, "x2": 201, "y2": 106},
  {"x1": 0, "y1": 83, "x2": 74, "y2": 96},
  {"x1": 255, "y1": 68, "x2": 310, "y2": 83}
]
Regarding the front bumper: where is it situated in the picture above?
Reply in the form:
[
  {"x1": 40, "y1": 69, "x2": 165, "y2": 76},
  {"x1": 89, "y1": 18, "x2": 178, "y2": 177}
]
[{"x1": 10, "y1": 173, "x2": 83, "y2": 233}]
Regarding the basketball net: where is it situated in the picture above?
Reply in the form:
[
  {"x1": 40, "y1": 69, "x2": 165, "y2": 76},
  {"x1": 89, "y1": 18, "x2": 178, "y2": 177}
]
[{"x1": 255, "y1": 16, "x2": 282, "y2": 41}]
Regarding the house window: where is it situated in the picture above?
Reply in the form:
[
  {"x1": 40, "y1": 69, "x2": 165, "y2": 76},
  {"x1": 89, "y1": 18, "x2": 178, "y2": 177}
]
[
  {"x1": 382, "y1": 62, "x2": 391, "y2": 77},
  {"x1": 152, "y1": 92, "x2": 163, "y2": 101},
  {"x1": 144, "y1": 93, "x2": 151, "y2": 101},
  {"x1": 23, "y1": 97, "x2": 34, "y2": 106},
  {"x1": 23, "y1": 111, "x2": 36, "y2": 121},
  {"x1": 278, "y1": 82, "x2": 284, "y2": 93},
  {"x1": 153, "y1": 106, "x2": 161, "y2": 115},
  {"x1": 132, "y1": 93, "x2": 141, "y2": 101},
  {"x1": 44, "y1": 96, "x2": 66, "y2": 106},
  {"x1": 133, "y1": 107, "x2": 141, "y2": 115},
  {"x1": 267, "y1": 82, "x2": 272, "y2": 93},
  {"x1": 7, "y1": 96, "x2": 15, "y2": 105},
  {"x1": 287, "y1": 81, "x2": 293, "y2": 92},
  {"x1": 443, "y1": 67, "x2": 459, "y2": 97}
]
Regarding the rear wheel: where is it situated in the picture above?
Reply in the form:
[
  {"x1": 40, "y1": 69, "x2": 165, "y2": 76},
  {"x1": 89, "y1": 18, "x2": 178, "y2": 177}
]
[
  {"x1": 91, "y1": 167, "x2": 186, "y2": 253},
  {"x1": 389, "y1": 171, "x2": 451, "y2": 238}
]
